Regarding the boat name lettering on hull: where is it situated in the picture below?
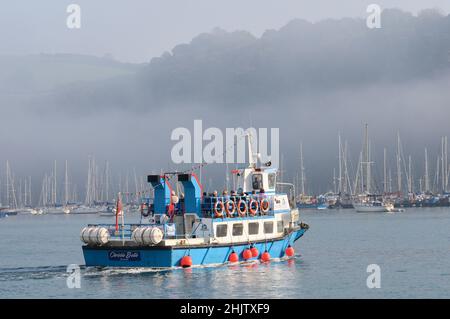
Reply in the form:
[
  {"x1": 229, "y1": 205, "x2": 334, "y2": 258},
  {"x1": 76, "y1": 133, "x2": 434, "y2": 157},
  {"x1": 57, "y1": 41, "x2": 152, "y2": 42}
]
[{"x1": 108, "y1": 251, "x2": 141, "y2": 261}]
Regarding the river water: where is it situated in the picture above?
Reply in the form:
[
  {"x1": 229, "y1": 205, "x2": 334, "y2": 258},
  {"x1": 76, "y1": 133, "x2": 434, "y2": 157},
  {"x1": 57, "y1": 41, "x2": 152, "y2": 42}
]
[{"x1": 1, "y1": 208, "x2": 449, "y2": 298}]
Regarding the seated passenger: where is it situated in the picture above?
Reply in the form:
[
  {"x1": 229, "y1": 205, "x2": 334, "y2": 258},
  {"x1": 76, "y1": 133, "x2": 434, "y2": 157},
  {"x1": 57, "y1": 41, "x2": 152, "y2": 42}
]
[{"x1": 230, "y1": 190, "x2": 237, "y2": 203}]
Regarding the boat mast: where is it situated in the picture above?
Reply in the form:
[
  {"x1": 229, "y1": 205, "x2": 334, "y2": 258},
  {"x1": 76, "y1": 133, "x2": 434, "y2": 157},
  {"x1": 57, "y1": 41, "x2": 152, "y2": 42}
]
[
  {"x1": 441, "y1": 137, "x2": 445, "y2": 192},
  {"x1": 64, "y1": 160, "x2": 69, "y2": 205},
  {"x1": 105, "y1": 161, "x2": 110, "y2": 202},
  {"x1": 85, "y1": 156, "x2": 91, "y2": 206},
  {"x1": 424, "y1": 148, "x2": 430, "y2": 193},
  {"x1": 338, "y1": 133, "x2": 342, "y2": 194},
  {"x1": 408, "y1": 155, "x2": 412, "y2": 194},
  {"x1": 388, "y1": 169, "x2": 392, "y2": 193},
  {"x1": 445, "y1": 136, "x2": 448, "y2": 192},
  {"x1": 383, "y1": 148, "x2": 387, "y2": 194},
  {"x1": 53, "y1": 160, "x2": 57, "y2": 206},
  {"x1": 397, "y1": 132, "x2": 402, "y2": 194},
  {"x1": 363, "y1": 123, "x2": 371, "y2": 194},
  {"x1": 333, "y1": 168, "x2": 336, "y2": 194},
  {"x1": 300, "y1": 142, "x2": 305, "y2": 195},
  {"x1": 6, "y1": 161, "x2": 18, "y2": 209},
  {"x1": 343, "y1": 140, "x2": 350, "y2": 194},
  {"x1": 6, "y1": 161, "x2": 9, "y2": 207},
  {"x1": 354, "y1": 151, "x2": 362, "y2": 194}
]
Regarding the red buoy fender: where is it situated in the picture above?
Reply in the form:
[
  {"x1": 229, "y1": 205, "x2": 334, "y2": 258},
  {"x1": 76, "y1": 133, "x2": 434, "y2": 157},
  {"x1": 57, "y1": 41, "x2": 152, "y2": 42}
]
[
  {"x1": 250, "y1": 246, "x2": 259, "y2": 258},
  {"x1": 229, "y1": 251, "x2": 239, "y2": 263},
  {"x1": 180, "y1": 255, "x2": 192, "y2": 268},
  {"x1": 285, "y1": 246, "x2": 295, "y2": 257},
  {"x1": 261, "y1": 251, "x2": 271, "y2": 262},
  {"x1": 243, "y1": 249, "x2": 252, "y2": 260}
]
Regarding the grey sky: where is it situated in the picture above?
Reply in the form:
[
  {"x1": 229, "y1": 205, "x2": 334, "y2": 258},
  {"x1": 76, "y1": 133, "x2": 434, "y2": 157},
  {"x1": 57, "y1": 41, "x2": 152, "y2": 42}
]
[{"x1": 0, "y1": 0, "x2": 449, "y2": 62}]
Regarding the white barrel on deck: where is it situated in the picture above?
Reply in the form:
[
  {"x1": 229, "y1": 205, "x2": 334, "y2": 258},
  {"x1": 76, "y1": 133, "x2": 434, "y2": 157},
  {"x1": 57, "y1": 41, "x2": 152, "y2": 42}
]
[
  {"x1": 80, "y1": 227, "x2": 92, "y2": 244},
  {"x1": 142, "y1": 226, "x2": 164, "y2": 245},
  {"x1": 80, "y1": 226, "x2": 110, "y2": 245},
  {"x1": 132, "y1": 227, "x2": 145, "y2": 245}
]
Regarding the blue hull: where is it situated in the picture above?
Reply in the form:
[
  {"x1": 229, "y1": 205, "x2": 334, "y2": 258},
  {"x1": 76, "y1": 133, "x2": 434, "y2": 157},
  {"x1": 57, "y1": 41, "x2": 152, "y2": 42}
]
[{"x1": 82, "y1": 228, "x2": 306, "y2": 268}]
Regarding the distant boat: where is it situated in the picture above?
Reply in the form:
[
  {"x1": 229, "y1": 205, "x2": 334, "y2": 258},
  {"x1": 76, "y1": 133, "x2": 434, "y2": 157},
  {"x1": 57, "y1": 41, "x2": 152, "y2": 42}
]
[
  {"x1": 353, "y1": 195, "x2": 393, "y2": 213},
  {"x1": 43, "y1": 207, "x2": 70, "y2": 214},
  {"x1": 71, "y1": 206, "x2": 99, "y2": 214},
  {"x1": 0, "y1": 208, "x2": 17, "y2": 218},
  {"x1": 17, "y1": 208, "x2": 42, "y2": 215}
]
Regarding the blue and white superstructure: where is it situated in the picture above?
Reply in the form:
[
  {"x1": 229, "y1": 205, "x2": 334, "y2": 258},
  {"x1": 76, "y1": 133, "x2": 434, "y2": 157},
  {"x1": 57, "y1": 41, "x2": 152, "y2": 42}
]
[{"x1": 81, "y1": 147, "x2": 309, "y2": 268}]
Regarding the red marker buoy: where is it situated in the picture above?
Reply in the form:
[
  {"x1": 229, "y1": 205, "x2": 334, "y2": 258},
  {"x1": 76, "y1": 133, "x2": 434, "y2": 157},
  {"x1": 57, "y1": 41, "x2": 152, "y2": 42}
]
[
  {"x1": 250, "y1": 246, "x2": 259, "y2": 258},
  {"x1": 180, "y1": 255, "x2": 192, "y2": 268},
  {"x1": 229, "y1": 251, "x2": 239, "y2": 263},
  {"x1": 285, "y1": 245, "x2": 295, "y2": 257},
  {"x1": 243, "y1": 249, "x2": 252, "y2": 260},
  {"x1": 261, "y1": 251, "x2": 271, "y2": 262}
]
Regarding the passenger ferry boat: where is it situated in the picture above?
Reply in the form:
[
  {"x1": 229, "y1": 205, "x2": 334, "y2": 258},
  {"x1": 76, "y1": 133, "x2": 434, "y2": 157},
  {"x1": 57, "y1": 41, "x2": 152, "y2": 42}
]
[{"x1": 80, "y1": 153, "x2": 309, "y2": 268}]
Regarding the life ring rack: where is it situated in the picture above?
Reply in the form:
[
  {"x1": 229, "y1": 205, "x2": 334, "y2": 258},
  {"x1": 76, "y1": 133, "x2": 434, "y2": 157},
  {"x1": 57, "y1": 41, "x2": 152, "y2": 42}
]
[
  {"x1": 214, "y1": 201, "x2": 225, "y2": 218},
  {"x1": 225, "y1": 200, "x2": 235, "y2": 217},
  {"x1": 248, "y1": 199, "x2": 259, "y2": 216},
  {"x1": 260, "y1": 198, "x2": 270, "y2": 214},
  {"x1": 237, "y1": 200, "x2": 247, "y2": 217}
]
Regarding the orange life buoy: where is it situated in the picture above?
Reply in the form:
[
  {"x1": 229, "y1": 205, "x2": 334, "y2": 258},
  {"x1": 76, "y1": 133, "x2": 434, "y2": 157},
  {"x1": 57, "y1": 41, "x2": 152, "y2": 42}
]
[
  {"x1": 260, "y1": 198, "x2": 270, "y2": 214},
  {"x1": 225, "y1": 200, "x2": 235, "y2": 217},
  {"x1": 214, "y1": 201, "x2": 224, "y2": 218},
  {"x1": 249, "y1": 199, "x2": 259, "y2": 216},
  {"x1": 237, "y1": 200, "x2": 247, "y2": 217}
]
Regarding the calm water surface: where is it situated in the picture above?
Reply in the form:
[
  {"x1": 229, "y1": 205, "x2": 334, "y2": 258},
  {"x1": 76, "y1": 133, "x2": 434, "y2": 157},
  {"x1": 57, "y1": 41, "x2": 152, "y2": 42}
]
[{"x1": 1, "y1": 208, "x2": 449, "y2": 298}]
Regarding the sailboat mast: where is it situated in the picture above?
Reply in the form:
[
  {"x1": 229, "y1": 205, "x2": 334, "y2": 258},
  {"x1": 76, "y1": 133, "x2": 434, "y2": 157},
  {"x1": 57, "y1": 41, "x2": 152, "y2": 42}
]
[
  {"x1": 53, "y1": 160, "x2": 57, "y2": 206},
  {"x1": 300, "y1": 142, "x2": 305, "y2": 195},
  {"x1": 338, "y1": 133, "x2": 342, "y2": 194},
  {"x1": 397, "y1": 133, "x2": 402, "y2": 193},
  {"x1": 445, "y1": 136, "x2": 448, "y2": 192},
  {"x1": 6, "y1": 161, "x2": 9, "y2": 207},
  {"x1": 105, "y1": 161, "x2": 110, "y2": 202},
  {"x1": 64, "y1": 160, "x2": 69, "y2": 205},
  {"x1": 441, "y1": 137, "x2": 445, "y2": 192},
  {"x1": 363, "y1": 124, "x2": 370, "y2": 194},
  {"x1": 408, "y1": 155, "x2": 412, "y2": 193},
  {"x1": 425, "y1": 148, "x2": 430, "y2": 193},
  {"x1": 383, "y1": 148, "x2": 387, "y2": 194}
]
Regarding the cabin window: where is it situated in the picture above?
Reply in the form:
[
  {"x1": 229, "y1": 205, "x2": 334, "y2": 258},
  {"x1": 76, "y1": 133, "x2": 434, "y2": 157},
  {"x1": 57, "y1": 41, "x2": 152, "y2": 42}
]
[
  {"x1": 252, "y1": 174, "x2": 263, "y2": 190},
  {"x1": 248, "y1": 222, "x2": 259, "y2": 235},
  {"x1": 268, "y1": 173, "x2": 276, "y2": 189},
  {"x1": 232, "y1": 223, "x2": 244, "y2": 236},
  {"x1": 277, "y1": 220, "x2": 284, "y2": 233},
  {"x1": 264, "y1": 221, "x2": 274, "y2": 234},
  {"x1": 216, "y1": 224, "x2": 227, "y2": 237}
]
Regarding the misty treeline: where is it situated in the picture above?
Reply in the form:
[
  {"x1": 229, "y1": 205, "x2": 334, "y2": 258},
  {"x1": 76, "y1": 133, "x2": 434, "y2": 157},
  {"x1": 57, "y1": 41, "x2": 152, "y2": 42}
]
[{"x1": 21, "y1": 8, "x2": 448, "y2": 112}]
